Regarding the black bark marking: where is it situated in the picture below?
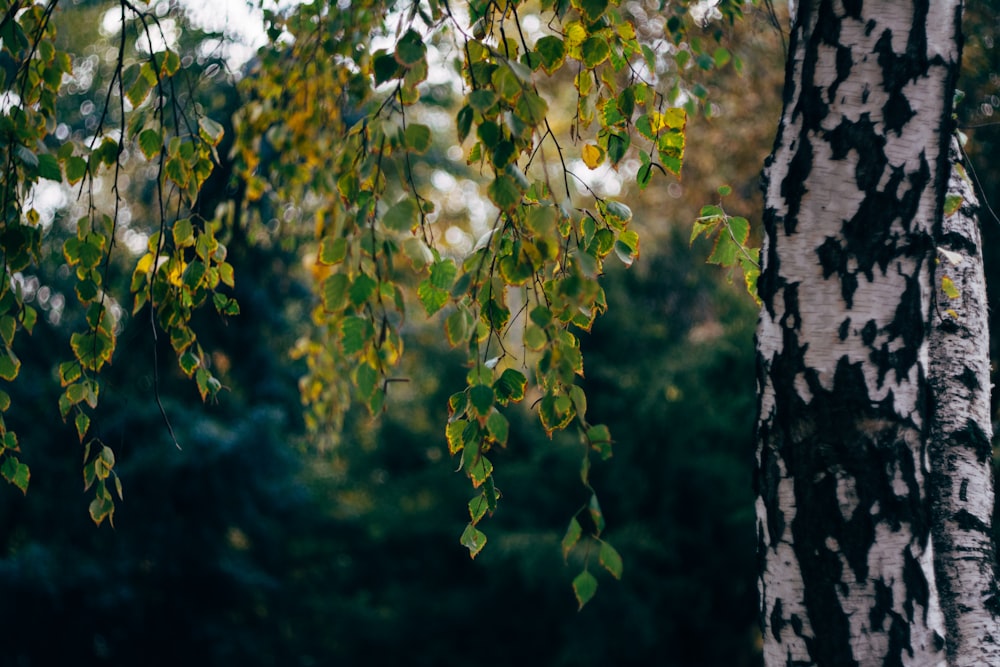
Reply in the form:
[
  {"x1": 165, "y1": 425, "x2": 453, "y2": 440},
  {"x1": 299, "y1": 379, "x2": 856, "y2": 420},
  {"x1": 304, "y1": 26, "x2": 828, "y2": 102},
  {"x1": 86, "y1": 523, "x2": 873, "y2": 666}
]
[
  {"x1": 957, "y1": 366, "x2": 979, "y2": 391},
  {"x1": 938, "y1": 230, "x2": 978, "y2": 256},
  {"x1": 824, "y1": 114, "x2": 887, "y2": 191},
  {"x1": 872, "y1": 273, "x2": 923, "y2": 386},
  {"x1": 871, "y1": 577, "x2": 893, "y2": 632},
  {"x1": 952, "y1": 509, "x2": 989, "y2": 533},
  {"x1": 771, "y1": 597, "x2": 786, "y2": 642},
  {"x1": 789, "y1": 613, "x2": 803, "y2": 636},
  {"x1": 758, "y1": 218, "x2": 782, "y2": 318},
  {"x1": 757, "y1": 518, "x2": 769, "y2": 633},
  {"x1": 841, "y1": 0, "x2": 861, "y2": 20},
  {"x1": 861, "y1": 320, "x2": 877, "y2": 346},
  {"x1": 838, "y1": 318, "x2": 850, "y2": 341},
  {"x1": 780, "y1": 282, "x2": 801, "y2": 331},
  {"x1": 781, "y1": 140, "x2": 813, "y2": 235},
  {"x1": 953, "y1": 418, "x2": 992, "y2": 464},
  {"x1": 959, "y1": 478, "x2": 968, "y2": 503},
  {"x1": 903, "y1": 546, "x2": 931, "y2": 624}
]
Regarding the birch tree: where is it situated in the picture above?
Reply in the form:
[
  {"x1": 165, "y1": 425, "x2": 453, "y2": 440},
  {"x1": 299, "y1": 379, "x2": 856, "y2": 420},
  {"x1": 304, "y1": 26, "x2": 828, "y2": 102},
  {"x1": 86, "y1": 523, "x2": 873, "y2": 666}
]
[{"x1": 755, "y1": 0, "x2": 1000, "y2": 663}]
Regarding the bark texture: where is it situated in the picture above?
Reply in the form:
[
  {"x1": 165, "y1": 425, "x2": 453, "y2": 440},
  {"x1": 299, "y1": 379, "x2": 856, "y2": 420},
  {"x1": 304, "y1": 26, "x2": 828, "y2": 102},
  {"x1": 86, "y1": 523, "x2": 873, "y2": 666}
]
[
  {"x1": 926, "y1": 140, "x2": 1000, "y2": 664},
  {"x1": 755, "y1": 1, "x2": 964, "y2": 664}
]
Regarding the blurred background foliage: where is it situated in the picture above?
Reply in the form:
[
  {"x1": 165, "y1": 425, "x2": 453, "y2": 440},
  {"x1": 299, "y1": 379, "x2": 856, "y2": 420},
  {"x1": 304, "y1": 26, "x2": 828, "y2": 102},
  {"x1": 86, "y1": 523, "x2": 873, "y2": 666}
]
[{"x1": 1, "y1": 1, "x2": 999, "y2": 665}]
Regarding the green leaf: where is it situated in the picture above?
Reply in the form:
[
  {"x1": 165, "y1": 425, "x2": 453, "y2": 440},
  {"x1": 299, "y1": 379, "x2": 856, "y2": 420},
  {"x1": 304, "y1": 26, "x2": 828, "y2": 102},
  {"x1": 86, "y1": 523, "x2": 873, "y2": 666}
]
[
  {"x1": 494, "y1": 368, "x2": 527, "y2": 405},
  {"x1": 586, "y1": 423, "x2": 613, "y2": 459},
  {"x1": 486, "y1": 410, "x2": 509, "y2": 446},
  {"x1": 707, "y1": 216, "x2": 747, "y2": 266},
  {"x1": 402, "y1": 237, "x2": 434, "y2": 269},
  {"x1": 373, "y1": 51, "x2": 401, "y2": 84},
  {"x1": 89, "y1": 492, "x2": 114, "y2": 526},
  {"x1": 713, "y1": 47, "x2": 731, "y2": 68},
  {"x1": 383, "y1": 197, "x2": 420, "y2": 232},
  {"x1": 469, "y1": 384, "x2": 495, "y2": 417},
  {"x1": 198, "y1": 116, "x2": 225, "y2": 146},
  {"x1": 65, "y1": 155, "x2": 87, "y2": 184},
  {"x1": 178, "y1": 350, "x2": 199, "y2": 376},
  {"x1": 349, "y1": 273, "x2": 377, "y2": 306},
  {"x1": 600, "y1": 98, "x2": 625, "y2": 127},
  {"x1": 445, "y1": 307, "x2": 473, "y2": 346},
  {"x1": 488, "y1": 174, "x2": 523, "y2": 211},
  {"x1": 588, "y1": 494, "x2": 605, "y2": 534},
  {"x1": 599, "y1": 541, "x2": 623, "y2": 579},
  {"x1": 161, "y1": 49, "x2": 181, "y2": 76},
  {"x1": 319, "y1": 237, "x2": 348, "y2": 265},
  {"x1": 446, "y1": 419, "x2": 468, "y2": 454},
  {"x1": 468, "y1": 89, "x2": 498, "y2": 113},
  {"x1": 354, "y1": 361, "x2": 378, "y2": 399},
  {"x1": 535, "y1": 36, "x2": 566, "y2": 74},
  {"x1": 417, "y1": 279, "x2": 449, "y2": 316},
  {"x1": 460, "y1": 523, "x2": 487, "y2": 559},
  {"x1": 1, "y1": 456, "x2": 29, "y2": 494},
  {"x1": 37, "y1": 153, "x2": 61, "y2": 181},
  {"x1": 74, "y1": 411, "x2": 91, "y2": 443},
  {"x1": 395, "y1": 30, "x2": 426, "y2": 67},
  {"x1": 614, "y1": 232, "x2": 639, "y2": 267},
  {"x1": 514, "y1": 91, "x2": 548, "y2": 126},
  {"x1": 573, "y1": 570, "x2": 598, "y2": 609},
  {"x1": 568, "y1": 384, "x2": 587, "y2": 421},
  {"x1": 429, "y1": 259, "x2": 457, "y2": 289},
  {"x1": 126, "y1": 73, "x2": 152, "y2": 108},
  {"x1": 492, "y1": 65, "x2": 523, "y2": 103},
  {"x1": 322, "y1": 273, "x2": 350, "y2": 313},
  {"x1": 574, "y1": 0, "x2": 608, "y2": 21},
  {"x1": 164, "y1": 157, "x2": 188, "y2": 187},
  {"x1": 0, "y1": 349, "x2": 20, "y2": 381},
  {"x1": 457, "y1": 105, "x2": 474, "y2": 143},
  {"x1": 606, "y1": 132, "x2": 629, "y2": 166},
  {"x1": 562, "y1": 516, "x2": 582, "y2": 559},
  {"x1": 581, "y1": 37, "x2": 610, "y2": 67},
  {"x1": 523, "y1": 324, "x2": 547, "y2": 350},
  {"x1": 468, "y1": 454, "x2": 493, "y2": 488},
  {"x1": 341, "y1": 316, "x2": 373, "y2": 355},
  {"x1": 604, "y1": 201, "x2": 632, "y2": 225},
  {"x1": 0, "y1": 316, "x2": 14, "y2": 347},
  {"x1": 138, "y1": 128, "x2": 162, "y2": 159},
  {"x1": 404, "y1": 123, "x2": 432, "y2": 153},
  {"x1": 469, "y1": 494, "x2": 489, "y2": 524}
]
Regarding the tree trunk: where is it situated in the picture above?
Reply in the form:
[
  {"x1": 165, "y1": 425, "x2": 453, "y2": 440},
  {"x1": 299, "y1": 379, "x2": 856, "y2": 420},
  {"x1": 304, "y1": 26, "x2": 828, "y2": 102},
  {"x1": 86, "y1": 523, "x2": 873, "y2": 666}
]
[
  {"x1": 754, "y1": 1, "x2": 982, "y2": 663},
  {"x1": 926, "y1": 139, "x2": 1000, "y2": 664}
]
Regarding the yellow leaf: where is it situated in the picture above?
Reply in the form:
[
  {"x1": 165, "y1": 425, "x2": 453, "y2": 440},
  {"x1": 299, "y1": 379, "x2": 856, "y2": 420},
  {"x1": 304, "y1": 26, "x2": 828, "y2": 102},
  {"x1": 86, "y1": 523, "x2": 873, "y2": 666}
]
[
  {"x1": 582, "y1": 143, "x2": 603, "y2": 169},
  {"x1": 941, "y1": 275, "x2": 960, "y2": 299},
  {"x1": 565, "y1": 21, "x2": 587, "y2": 48}
]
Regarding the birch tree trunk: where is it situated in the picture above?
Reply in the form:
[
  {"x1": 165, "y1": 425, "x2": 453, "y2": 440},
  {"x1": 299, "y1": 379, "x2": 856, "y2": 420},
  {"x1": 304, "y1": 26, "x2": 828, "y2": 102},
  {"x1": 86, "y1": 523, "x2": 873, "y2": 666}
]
[
  {"x1": 926, "y1": 140, "x2": 1000, "y2": 665},
  {"x1": 753, "y1": 1, "x2": 992, "y2": 663}
]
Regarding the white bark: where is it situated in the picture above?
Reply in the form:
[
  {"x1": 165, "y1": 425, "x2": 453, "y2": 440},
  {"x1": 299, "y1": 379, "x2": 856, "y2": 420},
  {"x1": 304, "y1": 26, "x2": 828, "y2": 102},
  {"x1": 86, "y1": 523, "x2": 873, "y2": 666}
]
[
  {"x1": 926, "y1": 140, "x2": 1000, "y2": 664},
  {"x1": 755, "y1": 1, "x2": 967, "y2": 664}
]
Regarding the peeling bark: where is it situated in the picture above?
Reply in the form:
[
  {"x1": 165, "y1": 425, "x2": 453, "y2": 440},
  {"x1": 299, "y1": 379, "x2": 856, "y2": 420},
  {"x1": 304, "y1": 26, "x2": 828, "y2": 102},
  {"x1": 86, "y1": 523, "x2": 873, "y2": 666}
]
[
  {"x1": 755, "y1": 1, "x2": 970, "y2": 664},
  {"x1": 926, "y1": 140, "x2": 1000, "y2": 665}
]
